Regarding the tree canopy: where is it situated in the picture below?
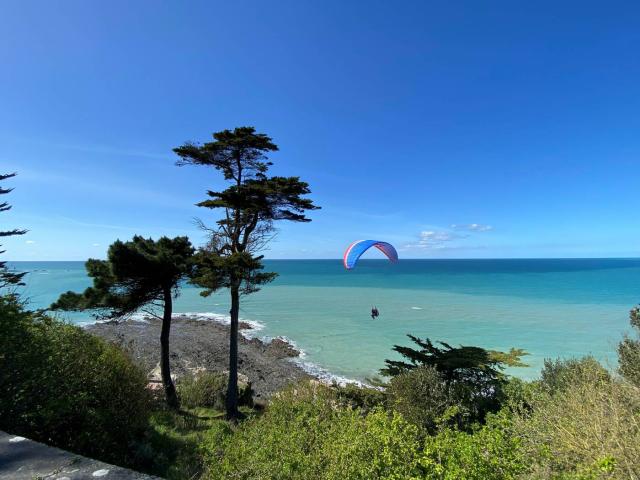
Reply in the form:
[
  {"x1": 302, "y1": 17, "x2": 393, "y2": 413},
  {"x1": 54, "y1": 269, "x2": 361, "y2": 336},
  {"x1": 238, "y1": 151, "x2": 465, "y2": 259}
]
[
  {"x1": 175, "y1": 127, "x2": 319, "y2": 261},
  {"x1": 176, "y1": 128, "x2": 319, "y2": 298},
  {"x1": 381, "y1": 334, "x2": 528, "y2": 383},
  {"x1": 52, "y1": 236, "x2": 194, "y2": 318},
  {"x1": 51, "y1": 235, "x2": 195, "y2": 409},
  {"x1": 1, "y1": 173, "x2": 27, "y2": 288}
]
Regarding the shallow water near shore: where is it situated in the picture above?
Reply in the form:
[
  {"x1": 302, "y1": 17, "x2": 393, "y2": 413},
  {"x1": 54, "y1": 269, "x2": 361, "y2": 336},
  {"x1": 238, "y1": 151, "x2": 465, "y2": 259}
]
[{"x1": 10, "y1": 259, "x2": 640, "y2": 382}]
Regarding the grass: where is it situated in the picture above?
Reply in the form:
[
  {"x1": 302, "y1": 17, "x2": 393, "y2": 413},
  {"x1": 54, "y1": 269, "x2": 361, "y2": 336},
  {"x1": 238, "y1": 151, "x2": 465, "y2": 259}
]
[{"x1": 138, "y1": 405, "x2": 257, "y2": 480}]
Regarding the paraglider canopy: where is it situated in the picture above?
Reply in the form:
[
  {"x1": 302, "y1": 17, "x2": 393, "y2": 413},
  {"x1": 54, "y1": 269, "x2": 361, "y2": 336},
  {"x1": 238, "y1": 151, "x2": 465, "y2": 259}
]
[{"x1": 343, "y1": 240, "x2": 399, "y2": 270}]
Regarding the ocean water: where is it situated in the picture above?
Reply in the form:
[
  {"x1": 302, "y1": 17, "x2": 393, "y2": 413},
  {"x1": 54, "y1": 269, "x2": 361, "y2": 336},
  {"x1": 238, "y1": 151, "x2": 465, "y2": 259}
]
[{"x1": 9, "y1": 259, "x2": 640, "y2": 382}]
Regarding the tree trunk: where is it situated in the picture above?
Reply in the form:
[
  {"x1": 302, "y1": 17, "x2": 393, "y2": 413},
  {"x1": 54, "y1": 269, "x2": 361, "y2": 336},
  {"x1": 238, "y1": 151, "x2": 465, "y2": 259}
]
[
  {"x1": 161, "y1": 285, "x2": 179, "y2": 409},
  {"x1": 226, "y1": 284, "x2": 240, "y2": 421}
]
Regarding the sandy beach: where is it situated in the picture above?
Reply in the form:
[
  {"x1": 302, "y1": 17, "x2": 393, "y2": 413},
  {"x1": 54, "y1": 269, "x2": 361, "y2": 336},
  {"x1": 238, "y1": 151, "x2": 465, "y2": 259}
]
[{"x1": 86, "y1": 315, "x2": 311, "y2": 400}]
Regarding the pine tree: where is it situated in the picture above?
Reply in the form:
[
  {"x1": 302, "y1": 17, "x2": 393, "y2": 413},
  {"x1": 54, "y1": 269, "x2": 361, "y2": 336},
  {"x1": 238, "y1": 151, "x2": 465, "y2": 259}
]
[
  {"x1": 381, "y1": 334, "x2": 527, "y2": 382},
  {"x1": 174, "y1": 127, "x2": 319, "y2": 420},
  {"x1": 0, "y1": 173, "x2": 27, "y2": 289},
  {"x1": 382, "y1": 334, "x2": 528, "y2": 423},
  {"x1": 51, "y1": 236, "x2": 194, "y2": 409}
]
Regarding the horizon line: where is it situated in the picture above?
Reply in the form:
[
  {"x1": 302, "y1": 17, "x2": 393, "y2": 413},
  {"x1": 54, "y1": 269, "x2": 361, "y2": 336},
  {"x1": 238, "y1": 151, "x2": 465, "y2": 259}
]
[{"x1": 7, "y1": 256, "x2": 640, "y2": 262}]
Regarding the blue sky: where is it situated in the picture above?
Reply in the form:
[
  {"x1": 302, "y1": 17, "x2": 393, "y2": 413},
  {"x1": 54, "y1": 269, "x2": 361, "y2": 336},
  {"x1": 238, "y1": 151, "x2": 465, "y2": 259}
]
[{"x1": 1, "y1": 0, "x2": 639, "y2": 260}]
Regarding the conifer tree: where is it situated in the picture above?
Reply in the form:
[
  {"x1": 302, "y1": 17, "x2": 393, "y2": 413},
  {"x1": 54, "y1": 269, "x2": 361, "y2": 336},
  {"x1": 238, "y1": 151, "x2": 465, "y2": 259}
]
[
  {"x1": 52, "y1": 236, "x2": 194, "y2": 409},
  {"x1": 0, "y1": 173, "x2": 27, "y2": 288},
  {"x1": 382, "y1": 334, "x2": 527, "y2": 422},
  {"x1": 381, "y1": 334, "x2": 527, "y2": 382},
  {"x1": 174, "y1": 127, "x2": 319, "y2": 420}
]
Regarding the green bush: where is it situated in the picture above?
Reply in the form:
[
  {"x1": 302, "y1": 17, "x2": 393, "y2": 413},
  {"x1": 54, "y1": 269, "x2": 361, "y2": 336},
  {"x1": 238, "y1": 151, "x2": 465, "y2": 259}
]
[
  {"x1": 512, "y1": 357, "x2": 640, "y2": 478},
  {"x1": 618, "y1": 336, "x2": 640, "y2": 387},
  {"x1": 179, "y1": 372, "x2": 227, "y2": 410},
  {"x1": 539, "y1": 356, "x2": 610, "y2": 394},
  {"x1": 0, "y1": 295, "x2": 150, "y2": 465},
  {"x1": 500, "y1": 376, "x2": 535, "y2": 410},
  {"x1": 421, "y1": 411, "x2": 526, "y2": 479},
  {"x1": 319, "y1": 409, "x2": 425, "y2": 480},
  {"x1": 618, "y1": 306, "x2": 640, "y2": 387},
  {"x1": 331, "y1": 381, "x2": 386, "y2": 412},
  {"x1": 178, "y1": 371, "x2": 252, "y2": 410},
  {"x1": 386, "y1": 365, "x2": 465, "y2": 434},
  {"x1": 203, "y1": 380, "x2": 427, "y2": 479}
]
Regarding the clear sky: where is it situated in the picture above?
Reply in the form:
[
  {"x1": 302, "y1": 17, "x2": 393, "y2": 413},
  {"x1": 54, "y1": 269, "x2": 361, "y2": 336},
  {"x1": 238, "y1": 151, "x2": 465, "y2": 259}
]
[{"x1": 2, "y1": 1, "x2": 639, "y2": 260}]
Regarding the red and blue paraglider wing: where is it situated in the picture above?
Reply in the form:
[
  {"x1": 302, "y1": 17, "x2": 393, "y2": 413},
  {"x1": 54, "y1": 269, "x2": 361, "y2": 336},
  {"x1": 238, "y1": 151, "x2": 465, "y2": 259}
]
[{"x1": 343, "y1": 240, "x2": 399, "y2": 270}]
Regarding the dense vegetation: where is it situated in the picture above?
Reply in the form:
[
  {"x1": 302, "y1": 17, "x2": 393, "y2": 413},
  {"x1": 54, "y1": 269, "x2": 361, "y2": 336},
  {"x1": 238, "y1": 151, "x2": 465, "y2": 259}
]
[
  {"x1": 381, "y1": 334, "x2": 528, "y2": 428},
  {"x1": 0, "y1": 295, "x2": 151, "y2": 465},
  {"x1": 193, "y1": 332, "x2": 640, "y2": 480}
]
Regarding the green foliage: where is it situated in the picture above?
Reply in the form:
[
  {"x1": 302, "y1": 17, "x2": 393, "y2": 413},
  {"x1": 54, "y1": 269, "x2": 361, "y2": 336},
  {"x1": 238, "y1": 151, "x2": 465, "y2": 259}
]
[
  {"x1": 203, "y1": 381, "x2": 427, "y2": 480},
  {"x1": 318, "y1": 409, "x2": 426, "y2": 480},
  {"x1": 174, "y1": 126, "x2": 278, "y2": 180},
  {"x1": 0, "y1": 172, "x2": 27, "y2": 288},
  {"x1": 512, "y1": 356, "x2": 640, "y2": 479},
  {"x1": 539, "y1": 356, "x2": 610, "y2": 394},
  {"x1": 179, "y1": 372, "x2": 228, "y2": 410},
  {"x1": 331, "y1": 382, "x2": 386, "y2": 413},
  {"x1": 381, "y1": 334, "x2": 527, "y2": 379},
  {"x1": 382, "y1": 335, "x2": 527, "y2": 424},
  {"x1": 51, "y1": 235, "x2": 194, "y2": 318},
  {"x1": 421, "y1": 412, "x2": 526, "y2": 480},
  {"x1": 175, "y1": 127, "x2": 320, "y2": 299},
  {"x1": 0, "y1": 295, "x2": 150, "y2": 465},
  {"x1": 191, "y1": 250, "x2": 277, "y2": 297},
  {"x1": 178, "y1": 372, "x2": 253, "y2": 410},
  {"x1": 386, "y1": 366, "x2": 465, "y2": 434},
  {"x1": 51, "y1": 235, "x2": 195, "y2": 409},
  {"x1": 618, "y1": 306, "x2": 640, "y2": 387},
  {"x1": 175, "y1": 126, "x2": 319, "y2": 419},
  {"x1": 135, "y1": 407, "x2": 231, "y2": 480},
  {"x1": 499, "y1": 376, "x2": 537, "y2": 413}
]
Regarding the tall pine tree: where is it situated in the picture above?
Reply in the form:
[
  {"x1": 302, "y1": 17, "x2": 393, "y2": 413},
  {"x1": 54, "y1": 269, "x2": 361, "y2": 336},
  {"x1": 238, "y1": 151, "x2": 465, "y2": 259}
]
[
  {"x1": 1, "y1": 173, "x2": 27, "y2": 289},
  {"x1": 51, "y1": 236, "x2": 194, "y2": 409},
  {"x1": 174, "y1": 127, "x2": 319, "y2": 420}
]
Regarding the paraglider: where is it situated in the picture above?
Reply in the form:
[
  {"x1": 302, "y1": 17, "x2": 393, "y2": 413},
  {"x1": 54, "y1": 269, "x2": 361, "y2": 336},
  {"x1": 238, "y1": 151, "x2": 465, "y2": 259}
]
[
  {"x1": 343, "y1": 240, "x2": 398, "y2": 319},
  {"x1": 343, "y1": 240, "x2": 399, "y2": 270}
]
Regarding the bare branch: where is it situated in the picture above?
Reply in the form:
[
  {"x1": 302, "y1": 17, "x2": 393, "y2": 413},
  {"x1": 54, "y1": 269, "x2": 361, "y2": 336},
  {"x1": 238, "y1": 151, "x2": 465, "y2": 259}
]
[{"x1": 141, "y1": 307, "x2": 163, "y2": 320}]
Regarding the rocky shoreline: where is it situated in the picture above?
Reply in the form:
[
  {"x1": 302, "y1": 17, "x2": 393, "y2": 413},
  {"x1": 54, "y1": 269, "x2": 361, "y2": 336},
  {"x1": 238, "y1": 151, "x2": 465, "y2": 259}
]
[{"x1": 86, "y1": 315, "x2": 312, "y2": 400}]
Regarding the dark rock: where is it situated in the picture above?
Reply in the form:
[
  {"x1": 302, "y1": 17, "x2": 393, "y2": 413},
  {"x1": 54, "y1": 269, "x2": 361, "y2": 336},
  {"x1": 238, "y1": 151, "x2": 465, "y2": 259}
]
[{"x1": 86, "y1": 315, "x2": 311, "y2": 399}]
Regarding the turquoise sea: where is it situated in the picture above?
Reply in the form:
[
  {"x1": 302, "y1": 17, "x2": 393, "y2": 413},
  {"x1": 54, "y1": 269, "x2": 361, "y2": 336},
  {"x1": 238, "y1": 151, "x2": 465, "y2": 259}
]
[{"x1": 9, "y1": 259, "x2": 640, "y2": 382}]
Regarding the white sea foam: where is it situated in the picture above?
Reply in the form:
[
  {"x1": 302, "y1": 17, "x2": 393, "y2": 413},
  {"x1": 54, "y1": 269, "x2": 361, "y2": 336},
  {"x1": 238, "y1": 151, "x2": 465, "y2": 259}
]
[
  {"x1": 129, "y1": 312, "x2": 151, "y2": 323},
  {"x1": 174, "y1": 311, "x2": 266, "y2": 339},
  {"x1": 260, "y1": 334, "x2": 303, "y2": 352},
  {"x1": 291, "y1": 356, "x2": 368, "y2": 387},
  {"x1": 411, "y1": 306, "x2": 423, "y2": 310}
]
